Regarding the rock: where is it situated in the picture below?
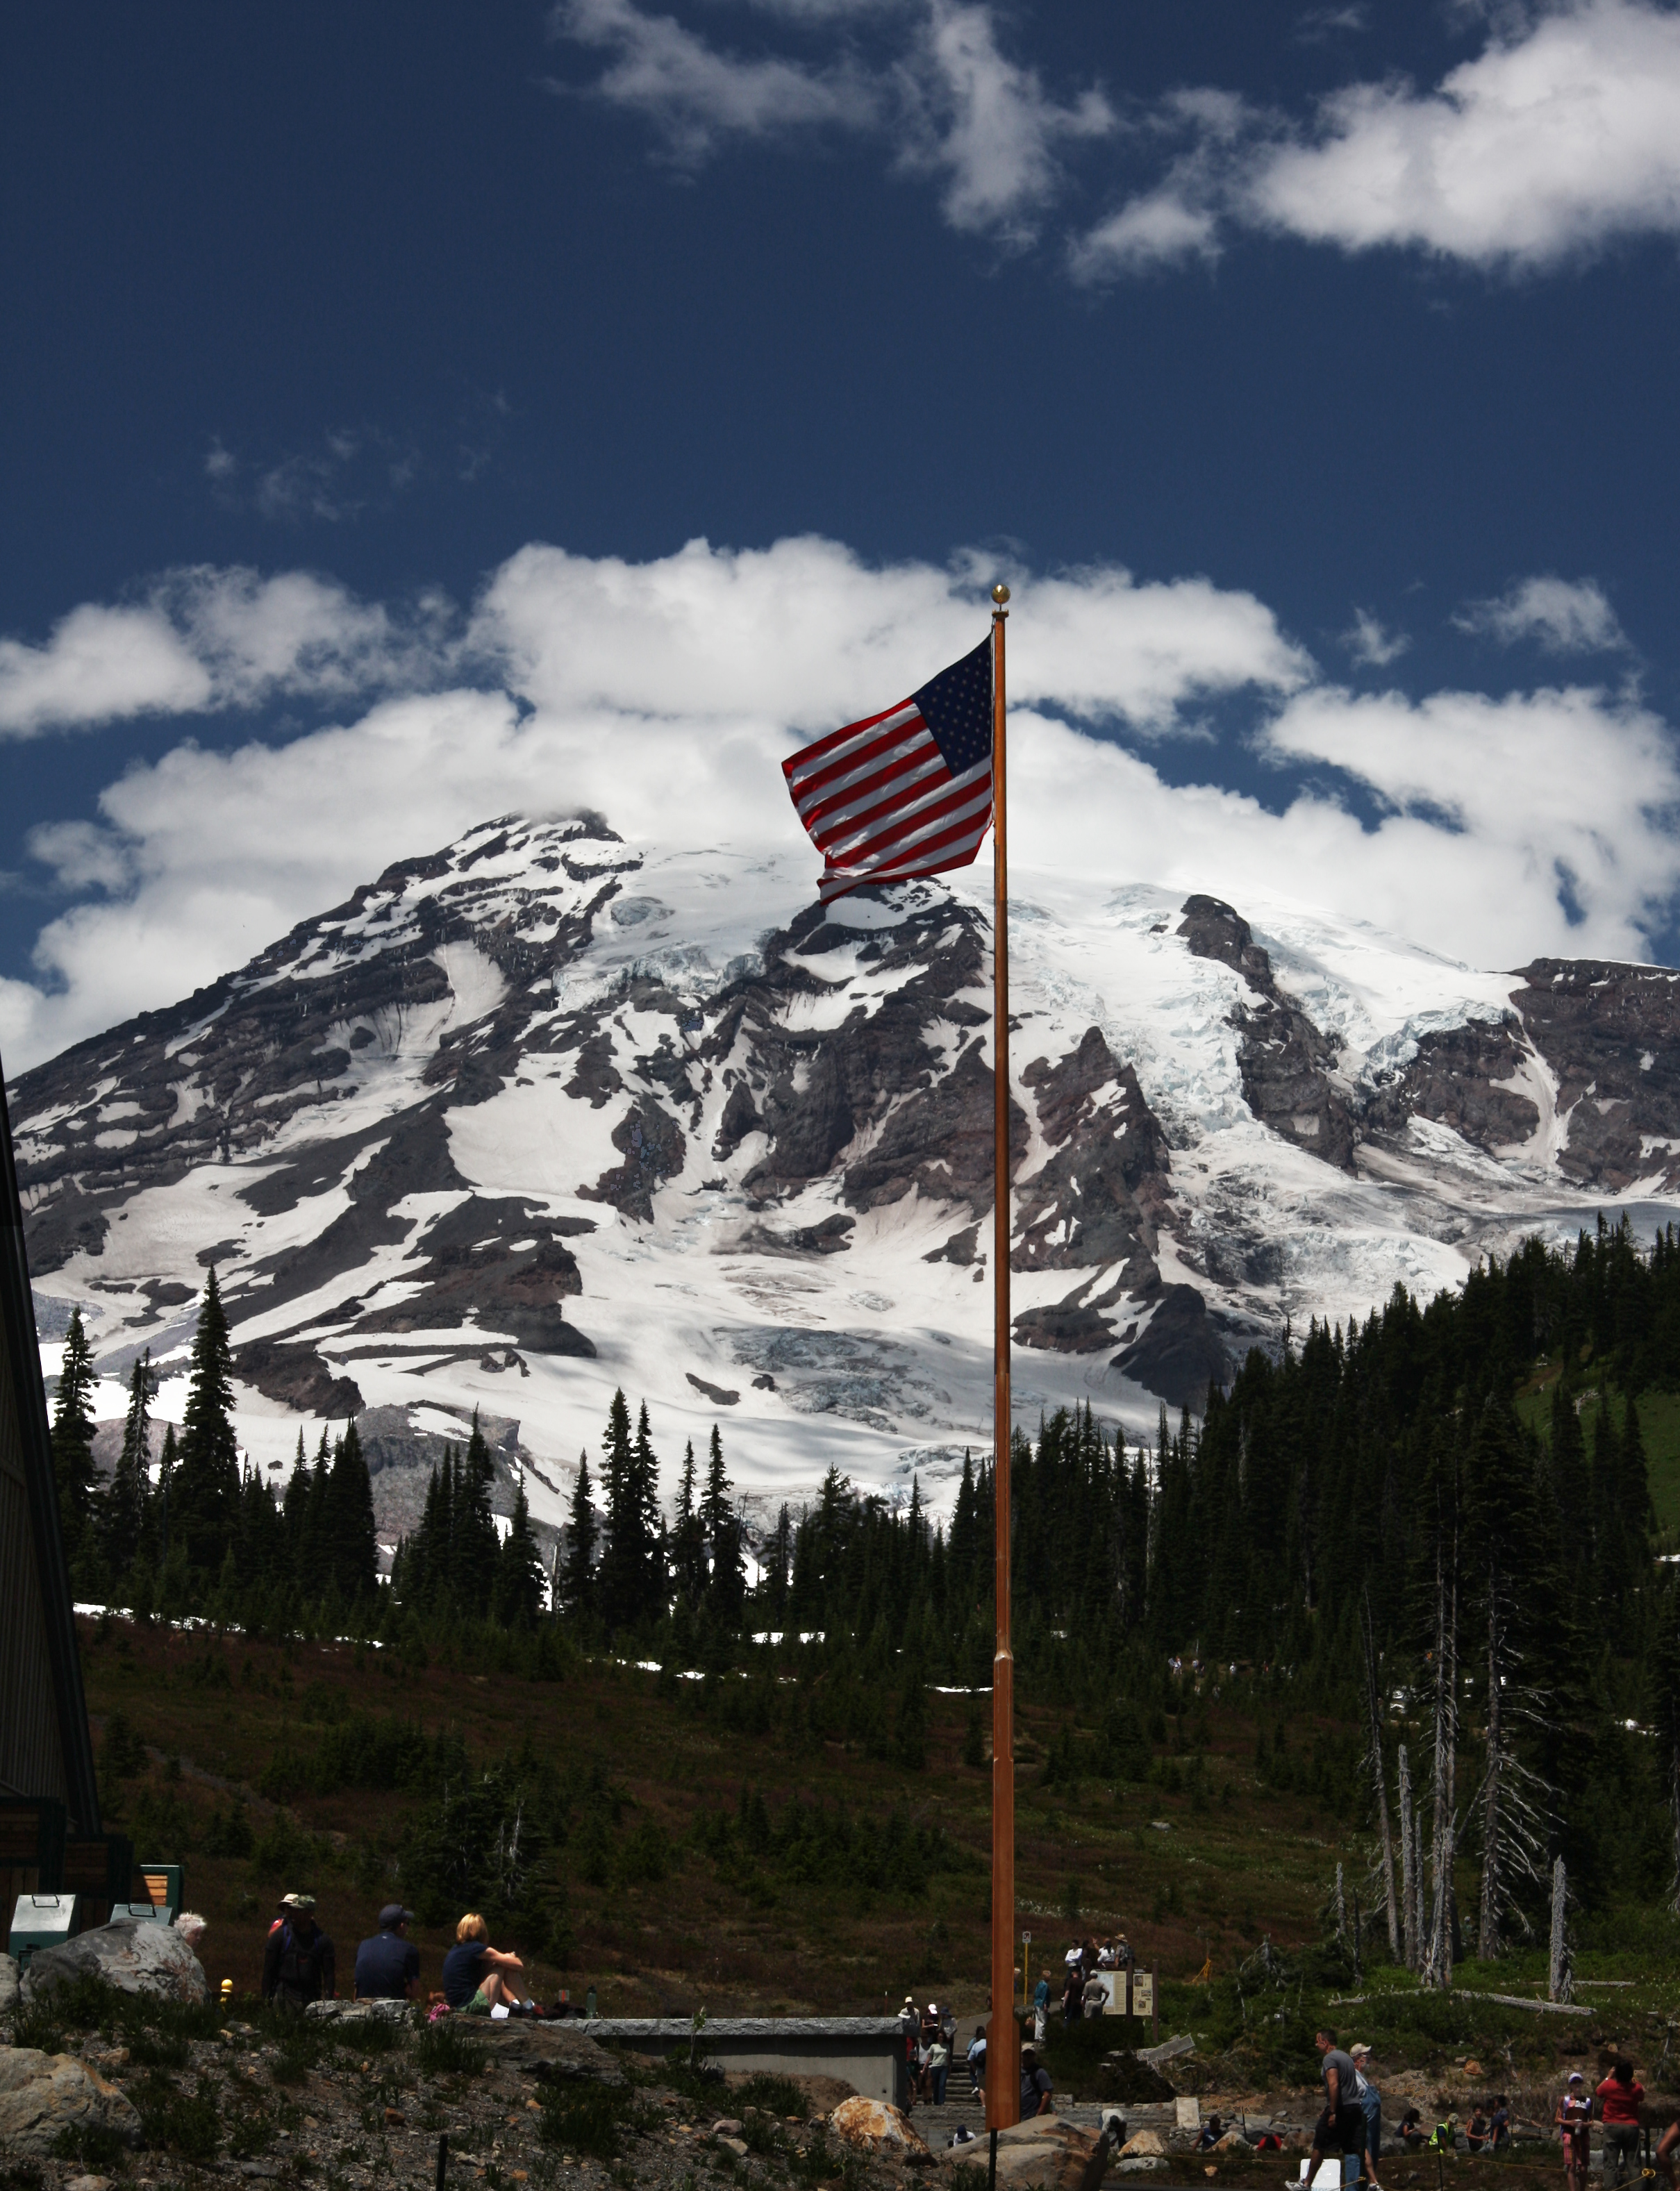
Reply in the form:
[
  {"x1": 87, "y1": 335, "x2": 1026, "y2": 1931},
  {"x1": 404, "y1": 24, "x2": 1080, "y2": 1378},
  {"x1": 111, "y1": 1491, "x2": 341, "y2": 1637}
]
[
  {"x1": 304, "y1": 1998, "x2": 411, "y2": 2022},
  {"x1": 21, "y1": 1917, "x2": 207, "y2": 2006},
  {"x1": 497, "y1": 2025, "x2": 624, "y2": 2085},
  {"x1": 1215, "y1": 2131, "x2": 1251, "y2": 2150},
  {"x1": 1117, "y1": 2160, "x2": 1165, "y2": 2175},
  {"x1": 1121, "y1": 2131, "x2": 1166, "y2": 2157},
  {"x1": 65, "y1": 2177, "x2": 114, "y2": 2191},
  {"x1": 719, "y1": 2136, "x2": 749, "y2": 2157},
  {"x1": 1463, "y1": 2060, "x2": 1484, "y2": 2078},
  {"x1": 831, "y1": 2096, "x2": 933, "y2": 2162},
  {"x1": 712, "y1": 2117, "x2": 744, "y2": 2137},
  {"x1": 0, "y1": 1958, "x2": 19, "y2": 2013},
  {"x1": 0, "y1": 2047, "x2": 143, "y2": 2156},
  {"x1": 1097, "y1": 2049, "x2": 1176, "y2": 2103}
]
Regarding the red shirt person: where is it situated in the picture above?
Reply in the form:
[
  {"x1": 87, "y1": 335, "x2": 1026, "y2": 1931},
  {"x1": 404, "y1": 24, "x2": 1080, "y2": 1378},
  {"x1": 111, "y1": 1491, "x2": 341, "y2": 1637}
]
[{"x1": 1597, "y1": 2063, "x2": 1645, "y2": 2191}]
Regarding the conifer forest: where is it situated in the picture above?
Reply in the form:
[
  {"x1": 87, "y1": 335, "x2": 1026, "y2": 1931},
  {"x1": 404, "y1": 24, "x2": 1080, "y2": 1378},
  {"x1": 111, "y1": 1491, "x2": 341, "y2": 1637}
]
[{"x1": 51, "y1": 1216, "x2": 1680, "y2": 1963}]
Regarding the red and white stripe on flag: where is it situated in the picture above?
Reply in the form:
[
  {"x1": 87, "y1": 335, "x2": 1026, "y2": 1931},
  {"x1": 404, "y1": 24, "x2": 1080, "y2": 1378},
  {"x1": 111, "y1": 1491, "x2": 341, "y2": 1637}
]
[{"x1": 782, "y1": 672, "x2": 993, "y2": 905}]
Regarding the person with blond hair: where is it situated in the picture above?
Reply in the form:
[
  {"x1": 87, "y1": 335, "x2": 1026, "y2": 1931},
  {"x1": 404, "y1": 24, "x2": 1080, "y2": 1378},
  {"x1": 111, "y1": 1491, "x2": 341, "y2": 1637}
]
[{"x1": 441, "y1": 1913, "x2": 526, "y2": 2015}]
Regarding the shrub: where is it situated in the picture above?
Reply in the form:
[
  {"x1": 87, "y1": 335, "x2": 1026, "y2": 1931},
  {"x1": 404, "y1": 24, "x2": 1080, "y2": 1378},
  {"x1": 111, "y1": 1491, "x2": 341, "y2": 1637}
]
[
  {"x1": 131, "y1": 2071, "x2": 222, "y2": 2160},
  {"x1": 538, "y1": 2079, "x2": 629, "y2": 2157},
  {"x1": 415, "y1": 2015, "x2": 488, "y2": 2080},
  {"x1": 735, "y1": 2073, "x2": 807, "y2": 2119}
]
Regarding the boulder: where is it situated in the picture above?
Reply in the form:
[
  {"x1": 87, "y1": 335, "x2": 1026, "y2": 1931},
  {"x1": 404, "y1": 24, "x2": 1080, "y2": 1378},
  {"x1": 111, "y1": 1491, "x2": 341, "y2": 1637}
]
[
  {"x1": 488, "y1": 2023, "x2": 624, "y2": 2083},
  {"x1": 1215, "y1": 2131, "x2": 1251, "y2": 2151},
  {"x1": 21, "y1": 1917, "x2": 207, "y2": 2006},
  {"x1": 1121, "y1": 2131, "x2": 1165, "y2": 2157},
  {"x1": 0, "y1": 2047, "x2": 143, "y2": 2156},
  {"x1": 304, "y1": 1999, "x2": 411, "y2": 2023},
  {"x1": 831, "y1": 2097, "x2": 933, "y2": 2162},
  {"x1": 950, "y1": 2117, "x2": 1113, "y2": 2190},
  {"x1": 1117, "y1": 2159, "x2": 1165, "y2": 2175},
  {"x1": 0, "y1": 1958, "x2": 18, "y2": 2014}
]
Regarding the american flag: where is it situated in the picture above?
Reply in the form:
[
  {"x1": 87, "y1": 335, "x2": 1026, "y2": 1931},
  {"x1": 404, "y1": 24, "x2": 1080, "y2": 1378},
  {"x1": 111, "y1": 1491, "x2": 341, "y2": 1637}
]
[{"x1": 782, "y1": 636, "x2": 994, "y2": 903}]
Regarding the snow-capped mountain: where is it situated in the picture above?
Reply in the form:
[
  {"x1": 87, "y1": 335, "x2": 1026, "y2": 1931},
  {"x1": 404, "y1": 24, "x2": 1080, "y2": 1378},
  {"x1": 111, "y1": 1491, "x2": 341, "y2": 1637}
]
[{"x1": 13, "y1": 813, "x2": 1680, "y2": 1540}]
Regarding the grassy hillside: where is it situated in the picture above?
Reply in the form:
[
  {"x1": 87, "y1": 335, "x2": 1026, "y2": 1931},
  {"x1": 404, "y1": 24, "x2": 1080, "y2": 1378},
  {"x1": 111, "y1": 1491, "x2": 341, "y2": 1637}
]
[
  {"x1": 1514, "y1": 1365, "x2": 1680, "y2": 1537},
  {"x1": 82, "y1": 1613, "x2": 1352, "y2": 2017}
]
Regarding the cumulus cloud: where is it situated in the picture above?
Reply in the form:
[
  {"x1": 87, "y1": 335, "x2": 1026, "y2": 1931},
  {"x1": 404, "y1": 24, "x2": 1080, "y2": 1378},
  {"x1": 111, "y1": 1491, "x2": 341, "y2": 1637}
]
[
  {"x1": 549, "y1": 0, "x2": 1109, "y2": 238},
  {"x1": 0, "y1": 567, "x2": 453, "y2": 737},
  {"x1": 1077, "y1": 0, "x2": 1680, "y2": 278},
  {"x1": 3, "y1": 533, "x2": 1677, "y2": 1073},
  {"x1": 1454, "y1": 574, "x2": 1627, "y2": 653}
]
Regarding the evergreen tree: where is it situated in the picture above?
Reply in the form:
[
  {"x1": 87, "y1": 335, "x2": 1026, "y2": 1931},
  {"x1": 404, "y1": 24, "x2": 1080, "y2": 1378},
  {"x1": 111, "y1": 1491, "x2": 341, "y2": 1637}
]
[
  {"x1": 701, "y1": 1422, "x2": 745, "y2": 1625},
  {"x1": 562, "y1": 1452, "x2": 598, "y2": 1620},
  {"x1": 171, "y1": 1269, "x2": 241, "y2": 1574},
  {"x1": 326, "y1": 1419, "x2": 378, "y2": 1599},
  {"x1": 458, "y1": 1415, "x2": 501, "y2": 1603},
  {"x1": 497, "y1": 1483, "x2": 546, "y2": 1626},
  {"x1": 599, "y1": 1391, "x2": 665, "y2": 1632},
  {"x1": 50, "y1": 1308, "x2": 98, "y2": 1557},
  {"x1": 671, "y1": 1439, "x2": 707, "y2": 1606},
  {"x1": 101, "y1": 1350, "x2": 153, "y2": 1569}
]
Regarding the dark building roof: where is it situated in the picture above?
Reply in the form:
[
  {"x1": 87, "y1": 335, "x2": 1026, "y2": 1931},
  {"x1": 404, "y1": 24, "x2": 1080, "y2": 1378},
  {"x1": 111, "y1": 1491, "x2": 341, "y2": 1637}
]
[{"x1": 0, "y1": 1060, "x2": 100, "y2": 1831}]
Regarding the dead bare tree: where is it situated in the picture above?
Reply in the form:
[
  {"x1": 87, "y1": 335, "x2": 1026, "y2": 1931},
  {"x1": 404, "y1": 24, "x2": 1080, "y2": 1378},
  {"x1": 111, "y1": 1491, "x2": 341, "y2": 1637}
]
[
  {"x1": 1549, "y1": 1855, "x2": 1574, "y2": 2003},
  {"x1": 1361, "y1": 1588, "x2": 1400, "y2": 1958},
  {"x1": 1397, "y1": 1744, "x2": 1418, "y2": 1972},
  {"x1": 1422, "y1": 1524, "x2": 1459, "y2": 1991}
]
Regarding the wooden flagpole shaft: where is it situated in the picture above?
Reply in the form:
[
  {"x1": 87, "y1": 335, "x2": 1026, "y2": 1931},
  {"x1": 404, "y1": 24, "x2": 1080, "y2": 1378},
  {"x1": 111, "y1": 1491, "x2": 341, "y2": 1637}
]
[{"x1": 986, "y1": 583, "x2": 1020, "y2": 2133}]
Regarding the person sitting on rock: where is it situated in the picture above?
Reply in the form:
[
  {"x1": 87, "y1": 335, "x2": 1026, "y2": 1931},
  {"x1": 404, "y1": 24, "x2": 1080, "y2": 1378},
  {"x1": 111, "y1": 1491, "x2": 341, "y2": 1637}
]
[
  {"x1": 441, "y1": 1911, "x2": 526, "y2": 2015},
  {"x1": 1020, "y1": 2047, "x2": 1054, "y2": 2119},
  {"x1": 261, "y1": 1892, "x2": 335, "y2": 2009},
  {"x1": 1199, "y1": 2116, "x2": 1225, "y2": 2151},
  {"x1": 354, "y1": 1903, "x2": 419, "y2": 2002}
]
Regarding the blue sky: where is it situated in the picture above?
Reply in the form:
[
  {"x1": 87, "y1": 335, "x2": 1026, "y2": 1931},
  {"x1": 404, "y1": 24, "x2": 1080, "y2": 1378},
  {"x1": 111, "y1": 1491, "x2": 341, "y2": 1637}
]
[{"x1": 6, "y1": 0, "x2": 1680, "y2": 1067}]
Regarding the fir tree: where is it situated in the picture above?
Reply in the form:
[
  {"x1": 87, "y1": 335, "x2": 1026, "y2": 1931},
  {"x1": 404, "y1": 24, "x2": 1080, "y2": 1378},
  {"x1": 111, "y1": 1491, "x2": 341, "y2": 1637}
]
[
  {"x1": 326, "y1": 1419, "x2": 378, "y2": 1599},
  {"x1": 563, "y1": 1452, "x2": 598, "y2": 1620},
  {"x1": 497, "y1": 1482, "x2": 546, "y2": 1626},
  {"x1": 701, "y1": 1422, "x2": 745, "y2": 1625},
  {"x1": 50, "y1": 1307, "x2": 98, "y2": 1557},
  {"x1": 101, "y1": 1349, "x2": 153, "y2": 1568},
  {"x1": 171, "y1": 1269, "x2": 241, "y2": 1574},
  {"x1": 458, "y1": 1415, "x2": 501, "y2": 1603},
  {"x1": 672, "y1": 1439, "x2": 707, "y2": 1607}
]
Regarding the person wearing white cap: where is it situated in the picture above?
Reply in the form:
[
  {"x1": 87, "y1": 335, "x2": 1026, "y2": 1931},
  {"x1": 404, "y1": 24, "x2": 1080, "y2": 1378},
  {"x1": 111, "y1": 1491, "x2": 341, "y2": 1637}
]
[{"x1": 1558, "y1": 2071, "x2": 1592, "y2": 2191}]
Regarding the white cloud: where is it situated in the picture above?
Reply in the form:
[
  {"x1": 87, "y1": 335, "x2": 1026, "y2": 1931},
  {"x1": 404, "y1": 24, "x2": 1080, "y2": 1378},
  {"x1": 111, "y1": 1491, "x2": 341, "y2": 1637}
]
[
  {"x1": 0, "y1": 605, "x2": 212, "y2": 737},
  {"x1": 1079, "y1": 0, "x2": 1680, "y2": 277},
  {"x1": 550, "y1": 0, "x2": 876, "y2": 160},
  {"x1": 0, "y1": 567, "x2": 451, "y2": 737},
  {"x1": 1249, "y1": 0, "x2": 1680, "y2": 265},
  {"x1": 898, "y1": 2, "x2": 1113, "y2": 240},
  {"x1": 549, "y1": 0, "x2": 1108, "y2": 238},
  {"x1": 1343, "y1": 610, "x2": 1411, "y2": 667},
  {"x1": 1454, "y1": 574, "x2": 1627, "y2": 652},
  {"x1": 3, "y1": 535, "x2": 1677, "y2": 1073}
]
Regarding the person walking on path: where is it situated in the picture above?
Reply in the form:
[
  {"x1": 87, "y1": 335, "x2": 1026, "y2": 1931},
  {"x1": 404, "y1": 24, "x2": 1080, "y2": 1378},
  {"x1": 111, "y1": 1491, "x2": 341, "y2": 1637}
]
[
  {"x1": 1310, "y1": 2029, "x2": 1367, "y2": 2188},
  {"x1": 1597, "y1": 2063, "x2": 1645, "y2": 2190},
  {"x1": 1351, "y1": 2044, "x2": 1384, "y2": 2190},
  {"x1": 1033, "y1": 1969, "x2": 1050, "y2": 2044}
]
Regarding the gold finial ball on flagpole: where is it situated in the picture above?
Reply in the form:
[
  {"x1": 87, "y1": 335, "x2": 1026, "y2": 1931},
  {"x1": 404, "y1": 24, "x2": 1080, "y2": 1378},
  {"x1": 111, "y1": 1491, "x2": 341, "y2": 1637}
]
[{"x1": 992, "y1": 583, "x2": 1011, "y2": 605}]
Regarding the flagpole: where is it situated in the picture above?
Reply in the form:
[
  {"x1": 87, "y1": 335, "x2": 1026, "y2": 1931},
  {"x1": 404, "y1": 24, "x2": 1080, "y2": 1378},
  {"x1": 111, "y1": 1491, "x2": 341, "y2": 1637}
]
[{"x1": 986, "y1": 581, "x2": 1020, "y2": 2138}]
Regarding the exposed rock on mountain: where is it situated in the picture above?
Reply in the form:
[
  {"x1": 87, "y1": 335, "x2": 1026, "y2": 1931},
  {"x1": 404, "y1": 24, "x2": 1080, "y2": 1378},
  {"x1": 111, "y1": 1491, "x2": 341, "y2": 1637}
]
[{"x1": 13, "y1": 816, "x2": 1680, "y2": 1514}]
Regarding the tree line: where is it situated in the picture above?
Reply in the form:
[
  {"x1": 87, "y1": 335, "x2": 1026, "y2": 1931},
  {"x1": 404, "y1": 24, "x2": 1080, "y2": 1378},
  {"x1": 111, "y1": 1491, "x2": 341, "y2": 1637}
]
[{"x1": 47, "y1": 1213, "x2": 1680, "y2": 1933}]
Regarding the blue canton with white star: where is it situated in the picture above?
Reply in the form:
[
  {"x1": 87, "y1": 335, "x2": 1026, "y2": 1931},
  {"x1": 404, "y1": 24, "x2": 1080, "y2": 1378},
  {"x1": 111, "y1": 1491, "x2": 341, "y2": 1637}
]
[{"x1": 914, "y1": 636, "x2": 993, "y2": 774}]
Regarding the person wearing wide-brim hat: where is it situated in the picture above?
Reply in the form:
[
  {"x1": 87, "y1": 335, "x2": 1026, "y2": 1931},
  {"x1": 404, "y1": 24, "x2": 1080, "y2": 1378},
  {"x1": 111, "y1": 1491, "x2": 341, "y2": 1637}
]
[{"x1": 262, "y1": 1892, "x2": 336, "y2": 2008}]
